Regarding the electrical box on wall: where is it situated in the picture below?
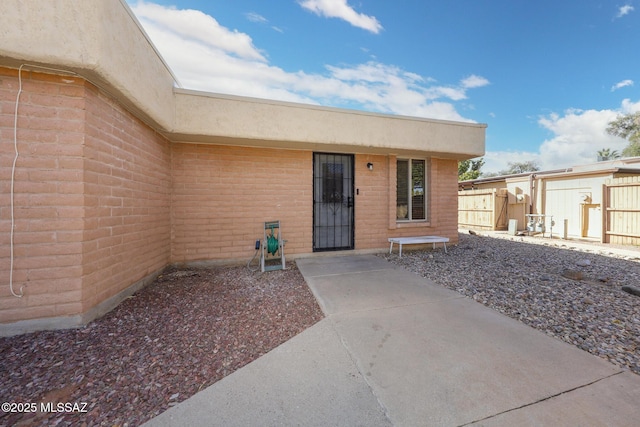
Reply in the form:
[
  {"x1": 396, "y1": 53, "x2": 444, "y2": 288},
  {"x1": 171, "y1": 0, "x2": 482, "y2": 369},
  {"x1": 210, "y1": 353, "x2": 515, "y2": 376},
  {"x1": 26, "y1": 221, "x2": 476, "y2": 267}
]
[{"x1": 508, "y1": 187, "x2": 526, "y2": 204}]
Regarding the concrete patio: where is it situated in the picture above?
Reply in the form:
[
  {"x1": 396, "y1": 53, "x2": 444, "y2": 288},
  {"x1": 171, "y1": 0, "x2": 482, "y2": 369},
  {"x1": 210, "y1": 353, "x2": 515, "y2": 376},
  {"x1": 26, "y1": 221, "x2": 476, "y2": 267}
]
[{"x1": 144, "y1": 254, "x2": 640, "y2": 426}]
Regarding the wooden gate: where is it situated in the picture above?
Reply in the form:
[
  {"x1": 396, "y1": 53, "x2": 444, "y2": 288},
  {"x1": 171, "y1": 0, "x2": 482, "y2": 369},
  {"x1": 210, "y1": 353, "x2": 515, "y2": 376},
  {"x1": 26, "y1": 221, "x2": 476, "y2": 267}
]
[
  {"x1": 603, "y1": 176, "x2": 640, "y2": 245},
  {"x1": 458, "y1": 188, "x2": 508, "y2": 231}
]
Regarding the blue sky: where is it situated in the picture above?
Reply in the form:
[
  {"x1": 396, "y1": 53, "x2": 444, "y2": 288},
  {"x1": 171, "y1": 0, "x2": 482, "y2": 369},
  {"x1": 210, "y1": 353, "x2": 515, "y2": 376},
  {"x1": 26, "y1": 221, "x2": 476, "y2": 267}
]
[{"x1": 127, "y1": 0, "x2": 640, "y2": 174}]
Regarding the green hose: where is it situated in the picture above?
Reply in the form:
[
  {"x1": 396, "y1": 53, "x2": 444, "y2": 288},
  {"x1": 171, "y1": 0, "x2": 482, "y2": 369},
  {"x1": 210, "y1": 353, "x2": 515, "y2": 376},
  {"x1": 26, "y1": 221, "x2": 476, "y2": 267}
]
[{"x1": 266, "y1": 226, "x2": 279, "y2": 255}]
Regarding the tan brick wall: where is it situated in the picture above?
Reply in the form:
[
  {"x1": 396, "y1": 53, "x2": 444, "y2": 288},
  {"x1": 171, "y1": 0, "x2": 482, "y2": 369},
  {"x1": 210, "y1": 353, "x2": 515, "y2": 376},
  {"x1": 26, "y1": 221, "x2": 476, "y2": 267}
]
[
  {"x1": 354, "y1": 154, "x2": 390, "y2": 249},
  {"x1": 0, "y1": 68, "x2": 85, "y2": 323},
  {"x1": 0, "y1": 67, "x2": 171, "y2": 325},
  {"x1": 171, "y1": 144, "x2": 313, "y2": 262},
  {"x1": 171, "y1": 150, "x2": 459, "y2": 260},
  {"x1": 430, "y1": 158, "x2": 460, "y2": 243},
  {"x1": 81, "y1": 84, "x2": 171, "y2": 311}
]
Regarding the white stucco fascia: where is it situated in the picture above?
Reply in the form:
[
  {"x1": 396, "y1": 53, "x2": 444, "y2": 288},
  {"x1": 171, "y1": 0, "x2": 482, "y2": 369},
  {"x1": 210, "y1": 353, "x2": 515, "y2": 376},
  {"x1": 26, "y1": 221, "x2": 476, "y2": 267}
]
[
  {"x1": 0, "y1": 0, "x2": 177, "y2": 130},
  {"x1": 172, "y1": 89, "x2": 486, "y2": 159},
  {"x1": 0, "y1": 0, "x2": 486, "y2": 159}
]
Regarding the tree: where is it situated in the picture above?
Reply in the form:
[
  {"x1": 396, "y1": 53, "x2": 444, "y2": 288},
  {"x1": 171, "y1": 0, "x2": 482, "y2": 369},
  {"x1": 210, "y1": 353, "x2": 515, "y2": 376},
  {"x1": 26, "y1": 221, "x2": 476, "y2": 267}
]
[
  {"x1": 499, "y1": 161, "x2": 540, "y2": 175},
  {"x1": 596, "y1": 148, "x2": 621, "y2": 161},
  {"x1": 606, "y1": 112, "x2": 640, "y2": 157},
  {"x1": 458, "y1": 158, "x2": 484, "y2": 181}
]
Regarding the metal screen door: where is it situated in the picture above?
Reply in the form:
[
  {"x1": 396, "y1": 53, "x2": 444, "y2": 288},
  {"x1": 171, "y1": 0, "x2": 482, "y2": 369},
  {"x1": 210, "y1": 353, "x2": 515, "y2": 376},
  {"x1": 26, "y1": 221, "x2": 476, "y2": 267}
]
[{"x1": 313, "y1": 153, "x2": 354, "y2": 251}]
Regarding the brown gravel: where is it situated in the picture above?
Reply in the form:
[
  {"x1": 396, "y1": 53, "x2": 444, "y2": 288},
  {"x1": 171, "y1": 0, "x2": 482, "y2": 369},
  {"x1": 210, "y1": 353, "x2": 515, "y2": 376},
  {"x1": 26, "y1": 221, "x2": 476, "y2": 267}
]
[{"x1": 0, "y1": 263, "x2": 323, "y2": 427}]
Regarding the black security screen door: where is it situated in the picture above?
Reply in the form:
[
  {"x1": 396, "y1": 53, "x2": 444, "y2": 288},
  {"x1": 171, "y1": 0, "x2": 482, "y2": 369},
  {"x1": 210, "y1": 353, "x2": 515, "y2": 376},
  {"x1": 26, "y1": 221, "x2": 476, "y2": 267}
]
[{"x1": 313, "y1": 153, "x2": 354, "y2": 251}]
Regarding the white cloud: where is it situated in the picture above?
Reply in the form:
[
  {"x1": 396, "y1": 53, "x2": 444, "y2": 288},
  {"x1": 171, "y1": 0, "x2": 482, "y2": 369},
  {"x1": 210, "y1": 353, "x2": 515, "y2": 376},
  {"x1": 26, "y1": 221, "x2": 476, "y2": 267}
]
[
  {"x1": 298, "y1": 0, "x2": 383, "y2": 34},
  {"x1": 537, "y1": 108, "x2": 625, "y2": 169},
  {"x1": 128, "y1": 2, "x2": 486, "y2": 122},
  {"x1": 616, "y1": 4, "x2": 635, "y2": 18},
  {"x1": 482, "y1": 150, "x2": 541, "y2": 175},
  {"x1": 621, "y1": 98, "x2": 640, "y2": 113},
  {"x1": 428, "y1": 86, "x2": 467, "y2": 101},
  {"x1": 245, "y1": 11, "x2": 283, "y2": 32},
  {"x1": 245, "y1": 12, "x2": 268, "y2": 24},
  {"x1": 417, "y1": 75, "x2": 489, "y2": 102},
  {"x1": 132, "y1": 1, "x2": 266, "y2": 62},
  {"x1": 482, "y1": 100, "x2": 640, "y2": 175},
  {"x1": 611, "y1": 79, "x2": 634, "y2": 91},
  {"x1": 461, "y1": 75, "x2": 490, "y2": 89}
]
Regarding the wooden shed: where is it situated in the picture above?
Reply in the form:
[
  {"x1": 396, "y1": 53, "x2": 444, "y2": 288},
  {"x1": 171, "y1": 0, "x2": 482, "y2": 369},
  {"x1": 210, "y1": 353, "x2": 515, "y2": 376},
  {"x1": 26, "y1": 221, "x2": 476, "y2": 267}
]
[{"x1": 459, "y1": 158, "x2": 640, "y2": 244}]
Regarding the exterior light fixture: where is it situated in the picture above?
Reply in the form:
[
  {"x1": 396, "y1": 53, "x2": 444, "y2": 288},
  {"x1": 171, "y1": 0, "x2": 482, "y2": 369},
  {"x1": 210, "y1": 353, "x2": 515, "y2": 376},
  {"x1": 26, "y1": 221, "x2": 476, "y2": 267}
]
[{"x1": 367, "y1": 162, "x2": 373, "y2": 170}]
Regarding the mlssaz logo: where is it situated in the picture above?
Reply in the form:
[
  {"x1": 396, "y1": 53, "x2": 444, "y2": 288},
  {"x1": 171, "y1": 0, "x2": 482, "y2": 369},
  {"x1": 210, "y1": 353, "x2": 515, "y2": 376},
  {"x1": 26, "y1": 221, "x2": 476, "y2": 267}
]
[{"x1": 40, "y1": 402, "x2": 89, "y2": 413}]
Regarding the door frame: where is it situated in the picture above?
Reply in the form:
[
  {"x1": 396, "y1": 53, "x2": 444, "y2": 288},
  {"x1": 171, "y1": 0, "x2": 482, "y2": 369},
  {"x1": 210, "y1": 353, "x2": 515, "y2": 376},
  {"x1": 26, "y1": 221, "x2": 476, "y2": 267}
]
[{"x1": 312, "y1": 152, "x2": 355, "y2": 252}]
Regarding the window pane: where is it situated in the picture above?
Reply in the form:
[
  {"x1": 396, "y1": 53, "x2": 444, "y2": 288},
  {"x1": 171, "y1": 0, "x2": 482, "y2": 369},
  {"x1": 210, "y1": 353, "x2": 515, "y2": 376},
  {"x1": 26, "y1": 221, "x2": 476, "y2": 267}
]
[
  {"x1": 396, "y1": 160, "x2": 408, "y2": 219},
  {"x1": 411, "y1": 160, "x2": 425, "y2": 220}
]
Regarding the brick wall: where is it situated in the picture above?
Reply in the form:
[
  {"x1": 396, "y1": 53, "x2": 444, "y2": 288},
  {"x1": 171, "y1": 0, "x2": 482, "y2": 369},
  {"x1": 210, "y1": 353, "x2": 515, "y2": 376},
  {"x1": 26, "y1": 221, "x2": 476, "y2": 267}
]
[
  {"x1": 171, "y1": 149, "x2": 459, "y2": 261},
  {"x1": 82, "y1": 84, "x2": 171, "y2": 312},
  {"x1": 0, "y1": 68, "x2": 86, "y2": 323},
  {"x1": 354, "y1": 154, "x2": 390, "y2": 249},
  {"x1": 171, "y1": 150, "x2": 458, "y2": 263},
  {"x1": 430, "y1": 158, "x2": 460, "y2": 243},
  {"x1": 0, "y1": 67, "x2": 171, "y2": 327},
  {"x1": 171, "y1": 144, "x2": 313, "y2": 263}
]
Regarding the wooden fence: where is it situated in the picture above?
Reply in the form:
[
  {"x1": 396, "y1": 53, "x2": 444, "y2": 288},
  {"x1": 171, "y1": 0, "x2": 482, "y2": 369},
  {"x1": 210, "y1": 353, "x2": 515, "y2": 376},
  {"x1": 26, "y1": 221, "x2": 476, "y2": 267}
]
[
  {"x1": 603, "y1": 176, "x2": 640, "y2": 245},
  {"x1": 458, "y1": 188, "x2": 508, "y2": 231}
]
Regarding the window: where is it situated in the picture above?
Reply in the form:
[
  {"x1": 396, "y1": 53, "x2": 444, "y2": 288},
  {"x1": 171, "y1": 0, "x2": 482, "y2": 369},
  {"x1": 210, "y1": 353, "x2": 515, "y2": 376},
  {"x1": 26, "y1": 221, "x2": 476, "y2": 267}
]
[{"x1": 396, "y1": 159, "x2": 427, "y2": 221}]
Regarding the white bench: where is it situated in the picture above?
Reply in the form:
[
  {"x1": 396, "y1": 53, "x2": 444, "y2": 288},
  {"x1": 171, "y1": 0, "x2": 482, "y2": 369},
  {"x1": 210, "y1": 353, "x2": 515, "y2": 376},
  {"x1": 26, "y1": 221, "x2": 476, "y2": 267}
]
[{"x1": 388, "y1": 236, "x2": 449, "y2": 257}]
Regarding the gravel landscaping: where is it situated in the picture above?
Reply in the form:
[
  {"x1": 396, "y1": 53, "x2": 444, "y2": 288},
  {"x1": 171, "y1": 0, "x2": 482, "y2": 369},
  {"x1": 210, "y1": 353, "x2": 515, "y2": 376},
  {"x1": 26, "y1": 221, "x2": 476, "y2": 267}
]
[
  {"x1": 383, "y1": 232, "x2": 640, "y2": 376},
  {"x1": 0, "y1": 264, "x2": 323, "y2": 427},
  {"x1": 2, "y1": 232, "x2": 639, "y2": 426}
]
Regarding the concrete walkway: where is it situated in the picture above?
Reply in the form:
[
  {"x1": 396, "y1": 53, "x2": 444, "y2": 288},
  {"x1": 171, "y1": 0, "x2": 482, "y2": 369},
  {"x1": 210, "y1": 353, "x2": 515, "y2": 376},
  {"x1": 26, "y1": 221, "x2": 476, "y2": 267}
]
[{"x1": 144, "y1": 255, "x2": 640, "y2": 426}]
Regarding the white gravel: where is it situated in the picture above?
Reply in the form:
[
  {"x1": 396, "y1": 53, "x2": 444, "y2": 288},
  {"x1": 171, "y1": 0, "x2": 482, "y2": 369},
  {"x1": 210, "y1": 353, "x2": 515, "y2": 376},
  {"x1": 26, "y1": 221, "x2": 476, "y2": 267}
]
[{"x1": 382, "y1": 232, "x2": 640, "y2": 375}]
